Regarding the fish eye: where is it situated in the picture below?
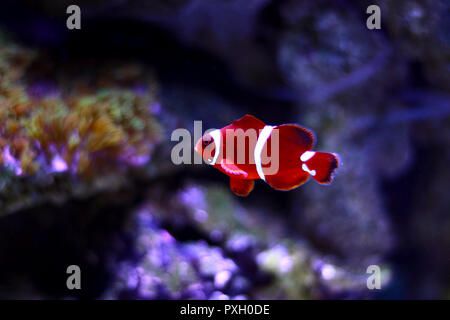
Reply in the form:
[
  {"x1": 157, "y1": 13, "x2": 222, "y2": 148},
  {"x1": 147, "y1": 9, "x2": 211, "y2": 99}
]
[{"x1": 203, "y1": 137, "x2": 213, "y2": 147}]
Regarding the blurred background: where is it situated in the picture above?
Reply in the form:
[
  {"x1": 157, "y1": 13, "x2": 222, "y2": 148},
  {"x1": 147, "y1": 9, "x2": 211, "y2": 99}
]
[{"x1": 0, "y1": 0, "x2": 448, "y2": 299}]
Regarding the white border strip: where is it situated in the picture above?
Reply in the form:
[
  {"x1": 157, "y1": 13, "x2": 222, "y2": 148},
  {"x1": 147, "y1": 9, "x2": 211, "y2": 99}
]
[
  {"x1": 300, "y1": 151, "x2": 315, "y2": 162},
  {"x1": 209, "y1": 129, "x2": 221, "y2": 165},
  {"x1": 254, "y1": 125, "x2": 274, "y2": 181},
  {"x1": 302, "y1": 163, "x2": 316, "y2": 176}
]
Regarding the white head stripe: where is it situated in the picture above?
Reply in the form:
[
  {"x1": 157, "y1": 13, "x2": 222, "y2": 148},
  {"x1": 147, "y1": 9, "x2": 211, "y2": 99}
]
[
  {"x1": 302, "y1": 163, "x2": 316, "y2": 176},
  {"x1": 300, "y1": 151, "x2": 315, "y2": 162},
  {"x1": 209, "y1": 129, "x2": 221, "y2": 165},
  {"x1": 254, "y1": 125, "x2": 274, "y2": 181}
]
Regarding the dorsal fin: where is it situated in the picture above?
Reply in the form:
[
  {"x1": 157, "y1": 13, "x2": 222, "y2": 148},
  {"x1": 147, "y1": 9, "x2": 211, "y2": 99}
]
[
  {"x1": 231, "y1": 114, "x2": 266, "y2": 130},
  {"x1": 274, "y1": 124, "x2": 315, "y2": 151}
]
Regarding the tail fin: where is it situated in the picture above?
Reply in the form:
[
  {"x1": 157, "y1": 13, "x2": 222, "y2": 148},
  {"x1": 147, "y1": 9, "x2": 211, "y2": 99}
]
[{"x1": 301, "y1": 151, "x2": 339, "y2": 184}]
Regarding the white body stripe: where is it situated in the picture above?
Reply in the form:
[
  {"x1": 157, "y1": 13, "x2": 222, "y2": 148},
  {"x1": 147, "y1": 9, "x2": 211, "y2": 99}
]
[
  {"x1": 254, "y1": 125, "x2": 274, "y2": 181},
  {"x1": 302, "y1": 163, "x2": 316, "y2": 176},
  {"x1": 209, "y1": 129, "x2": 221, "y2": 165},
  {"x1": 300, "y1": 151, "x2": 316, "y2": 162}
]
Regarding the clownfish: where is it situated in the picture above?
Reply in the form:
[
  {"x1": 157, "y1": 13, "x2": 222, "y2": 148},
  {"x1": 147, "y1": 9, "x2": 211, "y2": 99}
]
[{"x1": 194, "y1": 114, "x2": 339, "y2": 197}]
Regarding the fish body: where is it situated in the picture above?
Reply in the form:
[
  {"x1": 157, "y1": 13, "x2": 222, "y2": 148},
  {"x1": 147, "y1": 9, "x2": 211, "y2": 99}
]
[{"x1": 195, "y1": 115, "x2": 339, "y2": 196}]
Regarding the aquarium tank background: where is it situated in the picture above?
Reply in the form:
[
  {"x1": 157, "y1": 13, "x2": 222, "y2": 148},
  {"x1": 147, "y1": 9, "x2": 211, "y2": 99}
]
[{"x1": 0, "y1": 0, "x2": 448, "y2": 300}]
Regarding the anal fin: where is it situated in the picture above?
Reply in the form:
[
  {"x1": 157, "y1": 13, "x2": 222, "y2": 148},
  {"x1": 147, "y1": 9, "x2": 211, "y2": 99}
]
[
  {"x1": 265, "y1": 170, "x2": 309, "y2": 191},
  {"x1": 230, "y1": 177, "x2": 254, "y2": 197}
]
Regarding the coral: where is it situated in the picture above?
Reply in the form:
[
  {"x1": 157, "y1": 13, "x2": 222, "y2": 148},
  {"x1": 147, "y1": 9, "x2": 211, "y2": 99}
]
[
  {"x1": 105, "y1": 207, "x2": 244, "y2": 300},
  {"x1": 106, "y1": 183, "x2": 386, "y2": 300},
  {"x1": 0, "y1": 31, "x2": 163, "y2": 215}
]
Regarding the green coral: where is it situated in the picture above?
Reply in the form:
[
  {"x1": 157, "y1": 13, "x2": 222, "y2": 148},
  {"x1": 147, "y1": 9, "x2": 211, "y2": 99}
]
[
  {"x1": 0, "y1": 31, "x2": 162, "y2": 178},
  {"x1": 0, "y1": 30, "x2": 163, "y2": 215}
]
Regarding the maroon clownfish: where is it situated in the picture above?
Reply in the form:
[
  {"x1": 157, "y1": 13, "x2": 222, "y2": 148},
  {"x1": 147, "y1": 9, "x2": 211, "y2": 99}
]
[{"x1": 194, "y1": 115, "x2": 339, "y2": 197}]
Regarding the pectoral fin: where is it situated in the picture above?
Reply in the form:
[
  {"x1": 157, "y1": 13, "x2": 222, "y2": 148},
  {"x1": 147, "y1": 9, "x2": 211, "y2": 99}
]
[
  {"x1": 220, "y1": 160, "x2": 248, "y2": 178},
  {"x1": 230, "y1": 177, "x2": 255, "y2": 197}
]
